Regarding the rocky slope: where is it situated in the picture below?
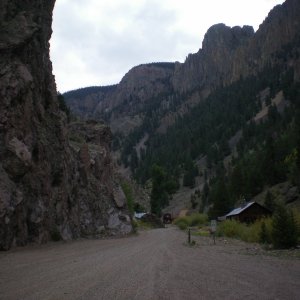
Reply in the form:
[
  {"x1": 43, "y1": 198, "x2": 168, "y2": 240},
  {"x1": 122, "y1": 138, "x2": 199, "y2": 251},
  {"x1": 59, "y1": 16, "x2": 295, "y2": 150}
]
[
  {"x1": 66, "y1": 63, "x2": 175, "y2": 134},
  {"x1": 0, "y1": 1, "x2": 132, "y2": 250}
]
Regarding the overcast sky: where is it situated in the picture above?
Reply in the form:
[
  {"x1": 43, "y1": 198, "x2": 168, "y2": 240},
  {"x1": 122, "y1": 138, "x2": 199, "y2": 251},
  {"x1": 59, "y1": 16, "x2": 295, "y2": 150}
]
[{"x1": 50, "y1": 0, "x2": 285, "y2": 93}]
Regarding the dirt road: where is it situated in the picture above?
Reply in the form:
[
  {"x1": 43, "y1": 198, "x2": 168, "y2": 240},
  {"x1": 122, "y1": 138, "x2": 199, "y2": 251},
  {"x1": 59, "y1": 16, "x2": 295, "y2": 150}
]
[{"x1": 1, "y1": 227, "x2": 299, "y2": 300}]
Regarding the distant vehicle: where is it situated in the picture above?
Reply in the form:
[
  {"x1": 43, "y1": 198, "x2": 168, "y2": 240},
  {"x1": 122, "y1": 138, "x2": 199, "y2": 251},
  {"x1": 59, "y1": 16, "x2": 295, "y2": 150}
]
[{"x1": 163, "y1": 213, "x2": 172, "y2": 224}]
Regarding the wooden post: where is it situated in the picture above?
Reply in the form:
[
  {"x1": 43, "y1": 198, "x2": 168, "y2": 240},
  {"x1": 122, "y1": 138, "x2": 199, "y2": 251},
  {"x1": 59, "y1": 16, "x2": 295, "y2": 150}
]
[
  {"x1": 210, "y1": 220, "x2": 217, "y2": 245},
  {"x1": 188, "y1": 228, "x2": 191, "y2": 244}
]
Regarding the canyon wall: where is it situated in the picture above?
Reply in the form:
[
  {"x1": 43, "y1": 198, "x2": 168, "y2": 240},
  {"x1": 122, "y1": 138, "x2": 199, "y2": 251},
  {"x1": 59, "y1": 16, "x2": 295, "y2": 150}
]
[{"x1": 0, "y1": 0, "x2": 132, "y2": 250}]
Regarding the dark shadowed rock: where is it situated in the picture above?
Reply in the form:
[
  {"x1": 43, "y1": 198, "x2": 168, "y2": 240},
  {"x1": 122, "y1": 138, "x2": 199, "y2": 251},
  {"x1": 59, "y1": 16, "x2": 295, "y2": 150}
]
[{"x1": 0, "y1": 1, "x2": 132, "y2": 250}]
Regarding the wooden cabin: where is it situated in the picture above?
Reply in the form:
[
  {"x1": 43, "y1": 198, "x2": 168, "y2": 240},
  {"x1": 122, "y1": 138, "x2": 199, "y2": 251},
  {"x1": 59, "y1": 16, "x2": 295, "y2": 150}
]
[{"x1": 225, "y1": 201, "x2": 272, "y2": 223}]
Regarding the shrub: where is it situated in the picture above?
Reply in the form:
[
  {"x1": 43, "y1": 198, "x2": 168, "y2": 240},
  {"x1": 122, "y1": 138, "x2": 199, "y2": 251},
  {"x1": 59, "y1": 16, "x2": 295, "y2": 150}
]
[
  {"x1": 216, "y1": 220, "x2": 245, "y2": 238},
  {"x1": 174, "y1": 218, "x2": 189, "y2": 230},
  {"x1": 131, "y1": 220, "x2": 138, "y2": 233},
  {"x1": 292, "y1": 208, "x2": 300, "y2": 236},
  {"x1": 272, "y1": 205, "x2": 298, "y2": 249},
  {"x1": 174, "y1": 213, "x2": 208, "y2": 230},
  {"x1": 121, "y1": 182, "x2": 134, "y2": 214},
  {"x1": 177, "y1": 220, "x2": 189, "y2": 230},
  {"x1": 243, "y1": 218, "x2": 272, "y2": 243},
  {"x1": 189, "y1": 213, "x2": 208, "y2": 227},
  {"x1": 259, "y1": 219, "x2": 273, "y2": 244},
  {"x1": 216, "y1": 218, "x2": 273, "y2": 244}
]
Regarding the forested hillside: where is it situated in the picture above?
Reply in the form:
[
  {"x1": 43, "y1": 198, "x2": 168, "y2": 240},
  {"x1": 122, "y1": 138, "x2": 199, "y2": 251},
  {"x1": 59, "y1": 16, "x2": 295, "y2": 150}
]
[
  {"x1": 121, "y1": 63, "x2": 300, "y2": 215},
  {"x1": 65, "y1": 0, "x2": 300, "y2": 217}
]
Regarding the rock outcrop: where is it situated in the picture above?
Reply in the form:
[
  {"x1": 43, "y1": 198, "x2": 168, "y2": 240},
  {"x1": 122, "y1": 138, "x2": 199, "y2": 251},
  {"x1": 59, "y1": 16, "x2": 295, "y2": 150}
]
[
  {"x1": 173, "y1": 0, "x2": 300, "y2": 92},
  {"x1": 0, "y1": 1, "x2": 132, "y2": 250},
  {"x1": 172, "y1": 24, "x2": 255, "y2": 93}
]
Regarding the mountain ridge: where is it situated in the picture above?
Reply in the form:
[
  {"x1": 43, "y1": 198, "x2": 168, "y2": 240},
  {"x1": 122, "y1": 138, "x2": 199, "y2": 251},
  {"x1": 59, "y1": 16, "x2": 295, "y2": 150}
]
[
  {"x1": 65, "y1": 0, "x2": 300, "y2": 134},
  {"x1": 66, "y1": 0, "x2": 300, "y2": 216}
]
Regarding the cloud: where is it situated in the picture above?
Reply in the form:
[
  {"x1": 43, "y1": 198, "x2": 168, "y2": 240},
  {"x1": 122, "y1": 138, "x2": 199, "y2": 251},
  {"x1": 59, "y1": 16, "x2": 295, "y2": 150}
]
[{"x1": 50, "y1": 0, "x2": 284, "y2": 92}]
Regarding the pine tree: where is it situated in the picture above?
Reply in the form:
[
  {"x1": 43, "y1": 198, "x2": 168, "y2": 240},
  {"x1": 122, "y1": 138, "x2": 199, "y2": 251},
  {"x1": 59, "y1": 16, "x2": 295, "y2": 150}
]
[
  {"x1": 272, "y1": 205, "x2": 298, "y2": 249},
  {"x1": 264, "y1": 190, "x2": 276, "y2": 212},
  {"x1": 150, "y1": 165, "x2": 168, "y2": 216}
]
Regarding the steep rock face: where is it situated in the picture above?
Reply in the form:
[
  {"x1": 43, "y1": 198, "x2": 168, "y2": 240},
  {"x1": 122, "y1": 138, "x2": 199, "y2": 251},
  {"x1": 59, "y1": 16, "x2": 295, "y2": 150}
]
[
  {"x1": 93, "y1": 63, "x2": 174, "y2": 133},
  {"x1": 97, "y1": 64, "x2": 174, "y2": 112},
  {"x1": 232, "y1": 0, "x2": 300, "y2": 81},
  {"x1": 173, "y1": 0, "x2": 300, "y2": 92},
  {"x1": 0, "y1": 1, "x2": 132, "y2": 250},
  {"x1": 68, "y1": 121, "x2": 132, "y2": 236},
  {"x1": 172, "y1": 24, "x2": 254, "y2": 93}
]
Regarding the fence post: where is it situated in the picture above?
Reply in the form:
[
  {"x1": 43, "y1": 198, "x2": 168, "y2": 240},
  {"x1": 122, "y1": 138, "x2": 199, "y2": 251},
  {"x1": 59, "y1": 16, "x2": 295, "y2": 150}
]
[
  {"x1": 188, "y1": 228, "x2": 191, "y2": 244},
  {"x1": 210, "y1": 220, "x2": 217, "y2": 245}
]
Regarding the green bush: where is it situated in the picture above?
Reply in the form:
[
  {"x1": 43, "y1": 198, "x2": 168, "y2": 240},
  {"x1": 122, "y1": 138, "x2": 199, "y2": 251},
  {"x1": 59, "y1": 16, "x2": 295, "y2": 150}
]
[
  {"x1": 272, "y1": 205, "x2": 298, "y2": 249},
  {"x1": 212, "y1": 208, "x2": 300, "y2": 248},
  {"x1": 177, "y1": 220, "x2": 189, "y2": 230},
  {"x1": 174, "y1": 213, "x2": 208, "y2": 230},
  {"x1": 131, "y1": 220, "x2": 138, "y2": 233},
  {"x1": 216, "y1": 220, "x2": 245, "y2": 238},
  {"x1": 259, "y1": 218, "x2": 273, "y2": 244},
  {"x1": 121, "y1": 182, "x2": 134, "y2": 214},
  {"x1": 189, "y1": 213, "x2": 208, "y2": 226},
  {"x1": 242, "y1": 218, "x2": 272, "y2": 243},
  {"x1": 216, "y1": 218, "x2": 273, "y2": 243},
  {"x1": 174, "y1": 218, "x2": 189, "y2": 230}
]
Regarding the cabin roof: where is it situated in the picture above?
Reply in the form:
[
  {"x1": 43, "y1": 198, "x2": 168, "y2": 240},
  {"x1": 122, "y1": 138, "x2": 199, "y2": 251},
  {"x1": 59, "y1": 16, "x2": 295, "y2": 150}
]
[
  {"x1": 225, "y1": 201, "x2": 255, "y2": 217},
  {"x1": 134, "y1": 212, "x2": 147, "y2": 219}
]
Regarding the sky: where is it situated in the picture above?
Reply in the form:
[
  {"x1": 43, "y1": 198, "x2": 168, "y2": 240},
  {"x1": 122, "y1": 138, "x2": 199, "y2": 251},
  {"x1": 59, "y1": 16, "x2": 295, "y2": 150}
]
[{"x1": 50, "y1": 0, "x2": 285, "y2": 93}]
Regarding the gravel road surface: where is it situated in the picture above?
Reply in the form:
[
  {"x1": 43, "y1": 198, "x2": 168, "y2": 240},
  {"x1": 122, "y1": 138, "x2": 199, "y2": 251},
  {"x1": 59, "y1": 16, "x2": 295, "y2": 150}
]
[{"x1": 1, "y1": 227, "x2": 299, "y2": 300}]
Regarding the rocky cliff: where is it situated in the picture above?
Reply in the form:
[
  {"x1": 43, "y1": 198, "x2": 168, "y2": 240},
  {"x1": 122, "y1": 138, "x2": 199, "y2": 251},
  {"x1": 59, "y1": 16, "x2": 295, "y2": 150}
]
[
  {"x1": 173, "y1": 0, "x2": 300, "y2": 92},
  {"x1": 65, "y1": 0, "x2": 300, "y2": 135},
  {"x1": 172, "y1": 24, "x2": 255, "y2": 93},
  {"x1": 0, "y1": 1, "x2": 132, "y2": 250}
]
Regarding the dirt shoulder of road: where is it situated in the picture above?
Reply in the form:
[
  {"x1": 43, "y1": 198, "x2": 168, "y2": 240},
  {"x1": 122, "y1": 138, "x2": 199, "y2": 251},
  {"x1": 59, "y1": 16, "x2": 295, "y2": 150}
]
[{"x1": 186, "y1": 233, "x2": 300, "y2": 260}]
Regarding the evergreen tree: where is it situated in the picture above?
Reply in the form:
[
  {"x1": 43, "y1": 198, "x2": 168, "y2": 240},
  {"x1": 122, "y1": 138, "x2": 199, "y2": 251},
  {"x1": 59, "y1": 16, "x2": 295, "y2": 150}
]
[
  {"x1": 57, "y1": 93, "x2": 70, "y2": 120},
  {"x1": 150, "y1": 165, "x2": 169, "y2": 216},
  {"x1": 208, "y1": 177, "x2": 231, "y2": 218},
  {"x1": 272, "y1": 204, "x2": 298, "y2": 249},
  {"x1": 130, "y1": 148, "x2": 139, "y2": 173},
  {"x1": 264, "y1": 190, "x2": 276, "y2": 212},
  {"x1": 263, "y1": 136, "x2": 277, "y2": 185},
  {"x1": 183, "y1": 161, "x2": 198, "y2": 188}
]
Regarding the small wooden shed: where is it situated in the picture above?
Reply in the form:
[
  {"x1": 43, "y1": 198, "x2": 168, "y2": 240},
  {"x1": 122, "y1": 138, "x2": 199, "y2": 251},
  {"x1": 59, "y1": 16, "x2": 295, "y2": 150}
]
[{"x1": 225, "y1": 201, "x2": 271, "y2": 223}]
